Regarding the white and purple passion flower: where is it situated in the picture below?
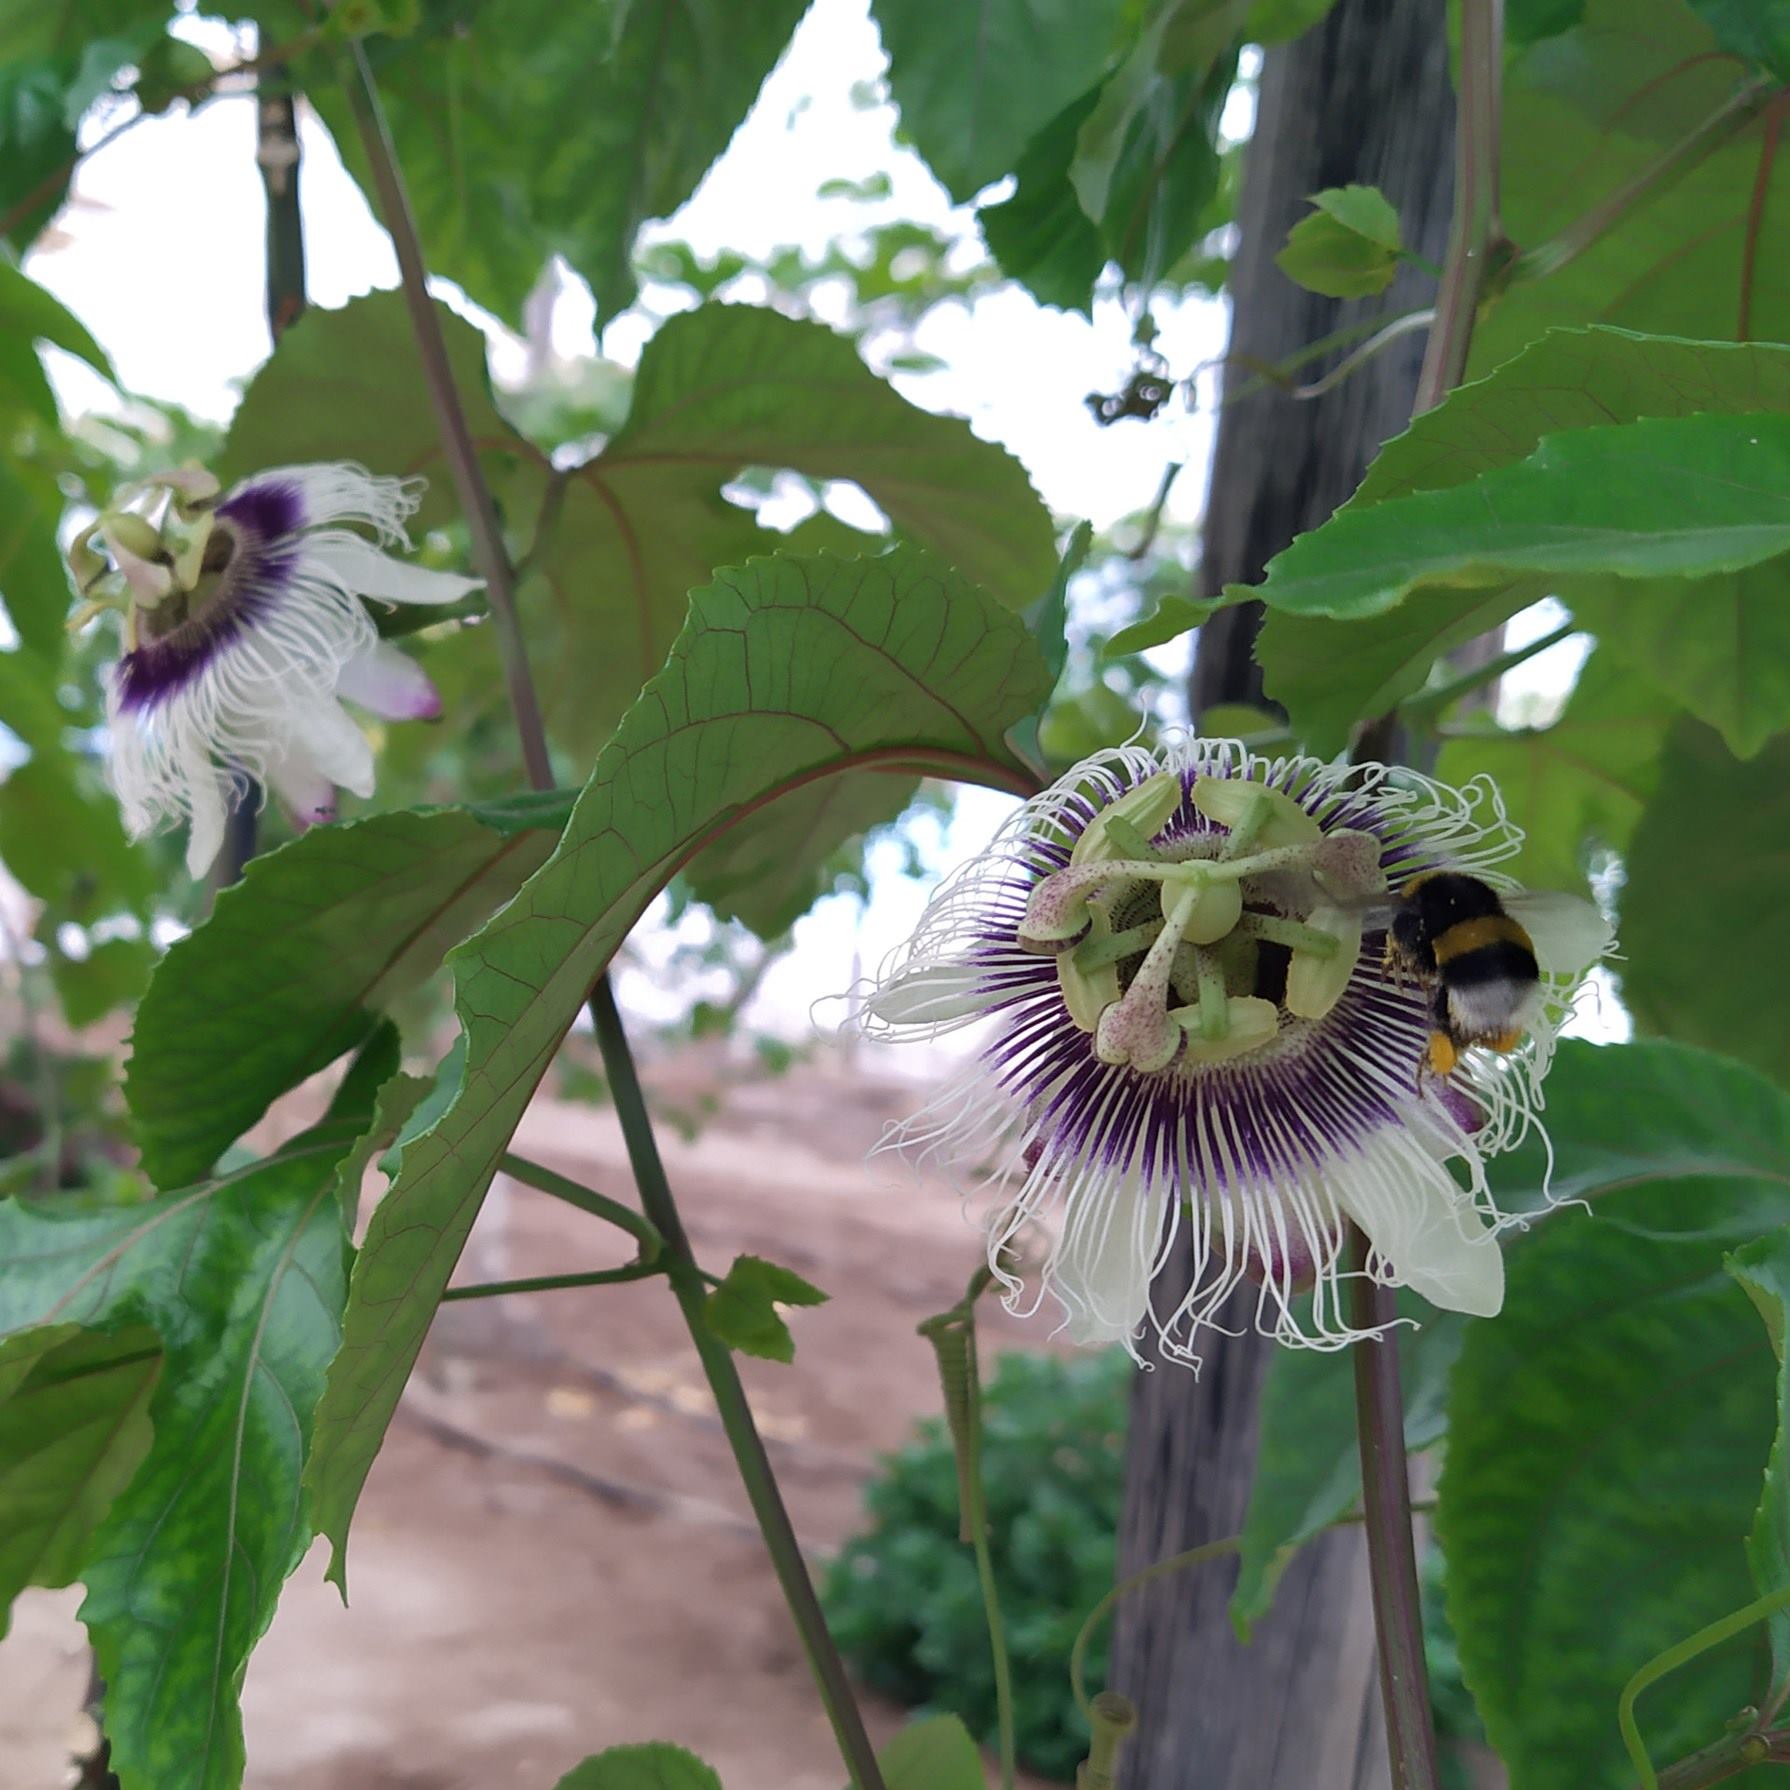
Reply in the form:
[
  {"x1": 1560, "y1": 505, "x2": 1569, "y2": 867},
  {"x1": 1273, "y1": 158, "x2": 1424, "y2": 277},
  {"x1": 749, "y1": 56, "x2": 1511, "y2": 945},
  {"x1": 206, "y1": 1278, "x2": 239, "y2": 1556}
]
[
  {"x1": 861, "y1": 741, "x2": 1613, "y2": 1366},
  {"x1": 68, "y1": 462, "x2": 480, "y2": 878}
]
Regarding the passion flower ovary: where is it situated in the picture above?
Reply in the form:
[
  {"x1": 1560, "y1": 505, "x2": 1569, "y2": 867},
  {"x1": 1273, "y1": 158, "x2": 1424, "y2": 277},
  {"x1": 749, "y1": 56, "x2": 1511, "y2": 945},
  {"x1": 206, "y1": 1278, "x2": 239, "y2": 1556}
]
[{"x1": 1023, "y1": 774, "x2": 1390, "y2": 1070}]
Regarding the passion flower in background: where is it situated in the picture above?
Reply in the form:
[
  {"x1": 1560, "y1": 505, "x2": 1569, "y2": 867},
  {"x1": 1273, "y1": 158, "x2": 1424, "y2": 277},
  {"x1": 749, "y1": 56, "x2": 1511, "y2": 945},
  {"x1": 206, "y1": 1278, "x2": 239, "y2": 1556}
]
[
  {"x1": 860, "y1": 741, "x2": 1613, "y2": 1367},
  {"x1": 67, "y1": 462, "x2": 481, "y2": 877}
]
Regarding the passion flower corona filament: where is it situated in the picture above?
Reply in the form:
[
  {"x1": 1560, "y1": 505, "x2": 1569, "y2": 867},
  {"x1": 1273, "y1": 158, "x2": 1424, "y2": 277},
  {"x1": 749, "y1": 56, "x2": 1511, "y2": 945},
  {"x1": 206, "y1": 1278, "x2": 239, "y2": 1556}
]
[
  {"x1": 69, "y1": 462, "x2": 481, "y2": 877},
  {"x1": 861, "y1": 741, "x2": 1612, "y2": 1365}
]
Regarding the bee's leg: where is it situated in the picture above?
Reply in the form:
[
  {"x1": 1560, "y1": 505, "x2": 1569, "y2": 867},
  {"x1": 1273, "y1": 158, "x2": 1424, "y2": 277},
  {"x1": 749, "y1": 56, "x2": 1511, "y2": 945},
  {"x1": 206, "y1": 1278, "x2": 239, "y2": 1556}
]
[
  {"x1": 1426, "y1": 1031, "x2": 1460, "y2": 1076},
  {"x1": 1489, "y1": 1027, "x2": 1524, "y2": 1054}
]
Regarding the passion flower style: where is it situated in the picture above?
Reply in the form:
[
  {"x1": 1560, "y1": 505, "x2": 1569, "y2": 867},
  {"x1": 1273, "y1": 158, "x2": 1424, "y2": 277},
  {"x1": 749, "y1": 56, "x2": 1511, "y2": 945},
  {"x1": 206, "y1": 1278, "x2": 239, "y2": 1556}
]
[
  {"x1": 862, "y1": 741, "x2": 1612, "y2": 1365},
  {"x1": 69, "y1": 463, "x2": 480, "y2": 878}
]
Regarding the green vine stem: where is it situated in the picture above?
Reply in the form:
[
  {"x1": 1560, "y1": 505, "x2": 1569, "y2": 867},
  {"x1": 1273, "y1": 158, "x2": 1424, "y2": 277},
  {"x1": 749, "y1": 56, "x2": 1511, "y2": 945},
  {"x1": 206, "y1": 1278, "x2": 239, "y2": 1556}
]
[
  {"x1": 343, "y1": 51, "x2": 888, "y2": 1790},
  {"x1": 497, "y1": 1151, "x2": 664, "y2": 1258},
  {"x1": 920, "y1": 1269, "x2": 1016, "y2": 1790},
  {"x1": 1622, "y1": 1584, "x2": 1790, "y2": 1789},
  {"x1": 587, "y1": 979, "x2": 889, "y2": 1790},
  {"x1": 1401, "y1": 620, "x2": 1578, "y2": 727}
]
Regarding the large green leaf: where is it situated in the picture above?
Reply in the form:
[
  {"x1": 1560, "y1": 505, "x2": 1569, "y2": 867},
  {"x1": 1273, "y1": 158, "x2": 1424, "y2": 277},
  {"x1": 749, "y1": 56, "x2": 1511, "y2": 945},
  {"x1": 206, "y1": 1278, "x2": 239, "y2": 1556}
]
[
  {"x1": 1257, "y1": 328, "x2": 1790, "y2": 751},
  {"x1": 1690, "y1": 0, "x2": 1790, "y2": 76},
  {"x1": 304, "y1": 547, "x2": 1051, "y2": 1579},
  {"x1": 977, "y1": 89, "x2": 1108, "y2": 315},
  {"x1": 0, "y1": 258, "x2": 112, "y2": 383},
  {"x1": 0, "y1": 1125, "x2": 367, "y2": 1790},
  {"x1": 1622, "y1": 720, "x2": 1790, "y2": 1086},
  {"x1": 1240, "y1": 1040, "x2": 1790, "y2": 1646},
  {"x1": 310, "y1": 0, "x2": 806, "y2": 324},
  {"x1": 124, "y1": 799, "x2": 566, "y2": 1189},
  {"x1": 683, "y1": 770, "x2": 918, "y2": 936},
  {"x1": 1477, "y1": 0, "x2": 1790, "y2": 370},
  {"x1": 871, "y1": 0, "x2": 1125, "y2": 202},
  {"x1": 218, "y1": 288, "x2": 519, "y2": 534},
  {"x1": 1729, "y1": 1230, "x2": 1790, "y2": 1682},
  {"x1": 1253, "y1": 413, "x2": 1790, "y2": 620},
  {"x1": 0, "y1": 453, "x2": 70, "y2": 658},
  {"x1": 1439, "y1": 1042, "x2": 1790, "y2": 1790},
  {"x1": 1433, "y1": 645, "x2": 1665, "y2": 893},
  {"x1": 553, "y1": 1744, "x2": 724, "y2": 1790},
  {"x1": 0, "y1": 1323, "x2": 161, "y2": 1638},
  {"x1": 1572, "y1": 563, "x2": 1790, "y2": 759}
]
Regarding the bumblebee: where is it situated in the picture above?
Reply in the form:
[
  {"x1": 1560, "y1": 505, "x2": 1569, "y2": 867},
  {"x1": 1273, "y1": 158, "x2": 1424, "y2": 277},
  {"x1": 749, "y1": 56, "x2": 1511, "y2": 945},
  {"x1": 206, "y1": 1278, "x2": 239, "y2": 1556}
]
[{"x1": 1386, "y1": 872, "x2": 1544, "y2": 1076}]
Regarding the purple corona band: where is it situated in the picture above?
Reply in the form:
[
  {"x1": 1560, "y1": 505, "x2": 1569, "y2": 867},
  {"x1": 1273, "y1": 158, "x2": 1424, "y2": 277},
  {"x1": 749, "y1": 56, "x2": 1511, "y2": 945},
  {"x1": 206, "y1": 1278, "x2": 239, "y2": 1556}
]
[{"x1": 114, "y1": 480, "x2": 304, "y2": 715}]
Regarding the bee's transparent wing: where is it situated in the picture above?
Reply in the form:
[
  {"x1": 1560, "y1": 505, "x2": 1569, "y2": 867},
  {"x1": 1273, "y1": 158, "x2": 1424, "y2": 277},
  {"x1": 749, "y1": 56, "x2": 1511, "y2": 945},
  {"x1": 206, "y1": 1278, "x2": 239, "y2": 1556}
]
[{"x1": 1505, "y1": 889, "x2": 1614, "y2": 980}]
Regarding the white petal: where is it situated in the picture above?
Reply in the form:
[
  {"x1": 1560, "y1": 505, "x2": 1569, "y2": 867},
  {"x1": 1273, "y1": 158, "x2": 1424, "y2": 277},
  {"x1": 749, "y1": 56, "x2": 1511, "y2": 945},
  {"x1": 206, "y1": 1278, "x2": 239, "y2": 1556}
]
[
  {"x1": 1506, "y1": 888, "x2": 1614, "y2": 980},
  {"x1": 336, "y1": 640, "x2": 442, "y2": 720},
  {"x1": 306, "y1": 533, "x2": 483, "y2": 607},
  {"x1": 264, "y1": 737, "x2": 338, "y2": 829},
  {"x1": 864, "y1": 964, "x2": 1004, "y2": 1028},
  {"x1": 1054, "y1": 1168, "x2": 1166, "y2": 1349},
  {"x1": 292, "y1": 699, "x2": 375, "y2": 799},
  {"x1": 183, "y1": 749, "x2": 229, "y2": 880},
  {"x1": 1333, "y1": 1139, "x2": 1505, "y2": 1319}
]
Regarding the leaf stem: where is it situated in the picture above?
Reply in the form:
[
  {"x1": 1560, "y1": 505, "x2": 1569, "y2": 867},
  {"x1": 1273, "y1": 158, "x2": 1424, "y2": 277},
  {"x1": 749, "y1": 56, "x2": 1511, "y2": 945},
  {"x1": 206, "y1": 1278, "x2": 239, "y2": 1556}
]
[
  {"x1": 497, "y1": 1151, "x2": 662, "y2": 1258},
  {"x1": 1414, "y1": 0, "x2": 1504, "y2": 412},
  {"x1": 1511, "y1": 77, "x2": 1776, "y2": 289},
  {"x1": 1401, "y1": 620, "x2": 1578, "y2": 725},
  {"x1": 340, "y1": 47, "x2": 555, "y2": 790},
  {"x1": 586, "y1": 978, "x2": 888, "y2": 1790},
  {"x1": 1350, "y1": 1227, "x2": 1441, "y2": 1790},
  {"x1": 441, "y1": 1263, "x2": 665, "y2": 1302}
]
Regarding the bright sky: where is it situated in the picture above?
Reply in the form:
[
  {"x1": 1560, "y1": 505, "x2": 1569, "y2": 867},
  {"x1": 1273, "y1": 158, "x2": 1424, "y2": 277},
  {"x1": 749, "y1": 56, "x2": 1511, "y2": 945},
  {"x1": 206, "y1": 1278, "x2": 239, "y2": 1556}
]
[{"x1": 16, "y1": 0, "x2": 1621, "y2": 1047}]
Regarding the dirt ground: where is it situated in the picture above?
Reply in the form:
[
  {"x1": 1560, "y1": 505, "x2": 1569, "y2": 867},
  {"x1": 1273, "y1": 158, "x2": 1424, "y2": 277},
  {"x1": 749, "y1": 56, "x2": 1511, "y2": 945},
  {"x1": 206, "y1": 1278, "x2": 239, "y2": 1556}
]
[{"x1": 0, "y1": 1049, "x2": 1072, "y2": 1790}]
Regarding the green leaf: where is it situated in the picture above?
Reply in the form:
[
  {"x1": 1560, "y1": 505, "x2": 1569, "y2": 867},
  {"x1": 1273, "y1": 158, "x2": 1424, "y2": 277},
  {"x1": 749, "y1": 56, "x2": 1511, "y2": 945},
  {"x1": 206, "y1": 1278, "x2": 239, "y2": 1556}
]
[
  {"x1": 1728, "y1": 1230, "x2": 1790, "y2": 1681},
  {"x1": 1233, "y1": 1297, "x2": 1461, "y2": 1641},
  {"x1": 1243, "y1": 0, "x2": 1339, "y2": 39},
  {"x1": 125, "y1": 803, "x2": 561, "y2": 1189},
  {"x1": 0, "y1": 1323, "x2": 161, "y2": 1638},
  {"x1": 1478, "y1": 0, "x2": 1790, "y2": 370},
  {"x1": 872, "y1": 0, "x2": 1126, "y2": 202},
  {"x1": 1687, "y1": 0, "x2": 1790, "y2": 84},
  {"x1": 0, "y1": 746, "x2": 154, "y2": 916},
  {"x1": 0, "y1": 60, "x2": 77, "y2": 250},
  {"x1": 49, "y1": 935, "x2": 155, "y2": 1029},
  {"x1": 0, "y1": 257, "x2": 111, "y2": 381},
  {"x1": 1008, "y1": 520, "x2": 1090, "y2": 772},
  {"x1": 977, "y1": 89, "x2": 1108, "y2": 315},
  {"x1": 553, "y1": 1743, "x2": 723, "y2": 1790},
  {"x1": 0, "y1": 1125, "x2": 368, "y2": 1790},
  {"x1": 1253, "y1": 414, "x2": 1790, "y2": 621},
  {"x1": 1243, "y1": 1039, "x2": 1790, "y2": 1649},
  {"x1": 1103, "y1": 592, "x2": 1222, "y2": 657},
  {"x1": 684, "y1": 773, "x2": 919, "y2": 937},
  {"x1": 1257, "y1": 328, "x2": 1790, "y2": 752},
  {"x1": 1436, "y1": 1040, "x2": 1790, "y2": 1790},
  {"x1": 1275, "y1": 184, "x2": 1402, "y2": 298},
  {"x1": 1257, "y1": 587, "x2": 1540, "y2": 757},
  {"x1": 219, "y1": 289, "x2": 519, "y2": 535},
  {"x1": 878, "y1": 1713, "x2": 988, "y2": 1790},
  {"x1": 1433, "y1": 645, "x2": 1664, "y2": 894},
  {"x1": 304, "y1": 547, "x2": 1050, "y2": 1581},
  {"x1": 703, "y1": 1254, "x2": 828, "y2": 1364},
  {"x1": 1622, "y1": 721, "x2": 1790, "y2": 1087},
  {"x1": 310, "y1": 0, "x2": 806, "y2": 324},
  {"x1": 1572, "y1": 562, "x2": 1790, "y2": 759},
  {"x1": 0, "y1": 453, "x2": 70, "y2": 658}
]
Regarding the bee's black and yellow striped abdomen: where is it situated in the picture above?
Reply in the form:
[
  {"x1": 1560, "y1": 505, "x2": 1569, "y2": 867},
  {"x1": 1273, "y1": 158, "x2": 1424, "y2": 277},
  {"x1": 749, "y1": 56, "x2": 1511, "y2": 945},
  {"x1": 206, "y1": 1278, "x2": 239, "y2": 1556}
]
[{"x1": 1390, "y1": 872, "x2": 1540, "y2": 1073}]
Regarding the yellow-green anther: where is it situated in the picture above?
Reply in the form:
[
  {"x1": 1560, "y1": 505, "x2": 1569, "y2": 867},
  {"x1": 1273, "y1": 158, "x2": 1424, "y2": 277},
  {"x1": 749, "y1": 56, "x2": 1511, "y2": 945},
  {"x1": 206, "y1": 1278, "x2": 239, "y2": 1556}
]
[
  {"x1": 1071, "y1": 769, "x2": 1183, "y2": 867},
  {"x1": 1174, "y1": 995, "x2": 1280, "y2": 1064},
  {"x1": 172, "y1": 515, "x2": 217, "y2": 592},
  {"x1": 1194, "y1": 946, "x2": 1228, "y2": 1040},
  {"x1": 1219, "y1": 789, "x2": 1271, "y2": 858},
  {"x1": 100, "y1": 510, "x2": 167, "y2": 565},
  {"x1": 1192, "y1": 775, "x2": 1320, "y2": 848},
  {"x1": 1284, "y1": 903, "x2": 1364, "y2": 1020},
  {"x1": 1058, "y1": 951, "x2": 1121, "y2": 1032},
  {"x1": 1101, "y1": 814, "x2": 1161, "y2": 861}
]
